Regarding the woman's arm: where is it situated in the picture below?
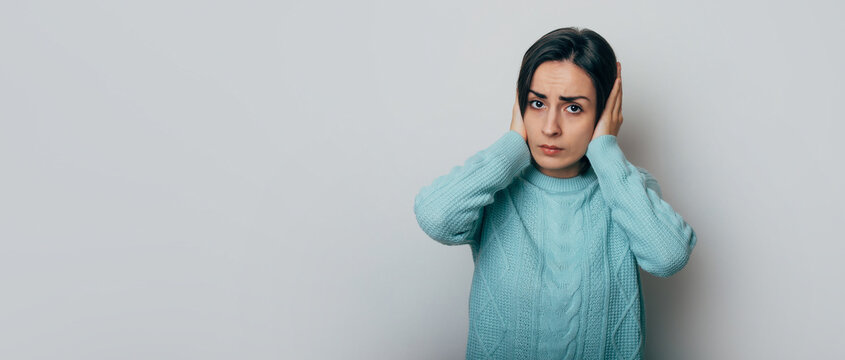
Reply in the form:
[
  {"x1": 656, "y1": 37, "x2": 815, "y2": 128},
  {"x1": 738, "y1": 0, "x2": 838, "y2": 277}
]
[
  {"x1": 413, "y1": 130, "x2": 531, "y2": 246},
  {"x1": 585, "y1": 134, "x2": 698, "y2": 277}
]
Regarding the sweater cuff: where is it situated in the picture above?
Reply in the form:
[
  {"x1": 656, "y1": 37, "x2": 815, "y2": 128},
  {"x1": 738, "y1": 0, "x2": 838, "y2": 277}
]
[
  {"x1": 585, "y1": 135, "x2": 636, "y2": 199},
  {"x1": 493, "y1": 130, "x2": 532, "y2": 175},
  {"x1": 585, "y1": 135, "x2": 628, "y2": 174}
]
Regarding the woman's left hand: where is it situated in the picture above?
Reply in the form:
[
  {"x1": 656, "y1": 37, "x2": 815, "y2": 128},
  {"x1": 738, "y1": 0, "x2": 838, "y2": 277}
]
[{"x1": 592, "y1": 61, "x2": 623, "y2": 141}]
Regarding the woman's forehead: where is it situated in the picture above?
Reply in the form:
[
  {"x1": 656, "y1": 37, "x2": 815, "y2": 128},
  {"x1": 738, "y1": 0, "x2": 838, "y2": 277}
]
[{"x1": 530, "y1": 61, "x2": 595, "y2": 98}]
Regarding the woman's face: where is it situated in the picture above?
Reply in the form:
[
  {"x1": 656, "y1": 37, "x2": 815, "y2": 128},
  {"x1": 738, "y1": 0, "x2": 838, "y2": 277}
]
[{"x1": 524, "y1": 60, "x2": 597, "y2": 179}]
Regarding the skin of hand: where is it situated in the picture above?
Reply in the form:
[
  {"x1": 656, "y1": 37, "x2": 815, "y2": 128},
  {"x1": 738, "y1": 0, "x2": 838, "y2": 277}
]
[
  {"x1": 591, "y1": 61, "x2": 623, "y2": 141},
  {"x1": 510, "y1": 93, "x2": 527, "y2": 141}
]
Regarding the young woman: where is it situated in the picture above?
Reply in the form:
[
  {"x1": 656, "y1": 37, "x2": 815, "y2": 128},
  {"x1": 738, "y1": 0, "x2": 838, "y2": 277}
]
[{"x1": 413, "y1": 27, "x2": 697, "y2": 359}]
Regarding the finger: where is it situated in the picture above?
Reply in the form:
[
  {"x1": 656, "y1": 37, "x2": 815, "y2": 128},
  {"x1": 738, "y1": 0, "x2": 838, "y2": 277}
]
[
  {"x1": 615, "y1": 77, "x2": 623, "y2": 112},
  {"x1": 604, "y1": 77, "x2": 620, "y2": 118},
  {"x1": 616, "y1": 63, "x2": 623, "y2": 119},
  {"x1": 613, "y1": 80, "x2": 622, "y2": 121}
]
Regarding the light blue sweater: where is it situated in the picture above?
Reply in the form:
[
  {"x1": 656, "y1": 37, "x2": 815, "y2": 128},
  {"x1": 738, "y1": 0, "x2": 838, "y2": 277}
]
[{"x1": 414, "y1": 130, "x2": 697, "y2": 359}]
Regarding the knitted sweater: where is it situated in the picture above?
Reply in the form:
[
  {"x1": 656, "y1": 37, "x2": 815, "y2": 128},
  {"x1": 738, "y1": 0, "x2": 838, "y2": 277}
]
[{"x1": 413, "y1": 130, "x2": 697, "y2": 360}]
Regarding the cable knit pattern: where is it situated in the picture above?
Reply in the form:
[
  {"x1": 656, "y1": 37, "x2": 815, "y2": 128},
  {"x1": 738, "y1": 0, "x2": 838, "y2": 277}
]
[{"x1": 414, "y1": 130, "x2": 697, "y2": 359}]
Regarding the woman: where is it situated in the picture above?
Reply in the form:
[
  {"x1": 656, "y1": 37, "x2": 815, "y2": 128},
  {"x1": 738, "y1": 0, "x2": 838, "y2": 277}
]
[{"x1": 413, "y1": 27, "x2": 697, "y2": 359}]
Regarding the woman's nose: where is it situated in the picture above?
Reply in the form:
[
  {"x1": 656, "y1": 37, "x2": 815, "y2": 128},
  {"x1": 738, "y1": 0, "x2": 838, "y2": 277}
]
[{"x1": 542, "y1": 110, "x2": 561, "y2": 136}]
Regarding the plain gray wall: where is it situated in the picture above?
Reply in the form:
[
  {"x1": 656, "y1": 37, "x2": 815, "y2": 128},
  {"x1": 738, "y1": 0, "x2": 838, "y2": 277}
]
[{"x1": 2, "y1": 0, "x2": 844, "y2": 359}]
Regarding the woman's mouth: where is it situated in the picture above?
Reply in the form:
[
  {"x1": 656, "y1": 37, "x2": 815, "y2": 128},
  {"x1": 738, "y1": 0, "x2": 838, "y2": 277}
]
[{"x1": 540, "y1": 145, "x2": 563, "y2": 155}]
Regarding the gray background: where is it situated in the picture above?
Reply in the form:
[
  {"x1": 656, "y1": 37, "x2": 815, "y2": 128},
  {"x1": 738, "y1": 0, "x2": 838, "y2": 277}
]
[{"x1": 2, "y1": 0, "x2": 844, "y2": 359}]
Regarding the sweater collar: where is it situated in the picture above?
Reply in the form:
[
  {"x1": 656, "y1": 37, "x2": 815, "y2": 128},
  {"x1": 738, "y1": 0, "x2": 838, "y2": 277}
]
[{"x1": 520, "y1": 161, "x2": 597, "y2": 193}]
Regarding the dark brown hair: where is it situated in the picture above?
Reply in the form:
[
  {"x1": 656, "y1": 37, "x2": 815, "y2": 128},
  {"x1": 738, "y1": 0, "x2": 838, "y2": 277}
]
[{"x1": 517, "y1": 27, "x2": 617, "y2": 175}]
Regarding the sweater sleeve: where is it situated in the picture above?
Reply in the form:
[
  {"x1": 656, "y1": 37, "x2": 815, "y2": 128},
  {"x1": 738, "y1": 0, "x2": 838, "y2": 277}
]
[
  {"x1": 414, "y1": 130, "x2": 532, "y2": 246},
  {"x1": 585, "y1": 135, "x2": 698, "y2": 277}
]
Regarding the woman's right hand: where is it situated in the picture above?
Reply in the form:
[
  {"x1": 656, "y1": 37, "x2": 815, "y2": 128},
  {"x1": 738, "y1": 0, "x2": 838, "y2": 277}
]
[{"x1": 510, "y1": 94, "x2": 527, "y2": 141}]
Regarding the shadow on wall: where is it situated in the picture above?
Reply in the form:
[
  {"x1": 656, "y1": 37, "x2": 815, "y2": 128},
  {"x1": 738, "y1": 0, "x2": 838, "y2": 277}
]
[{"x1": 640, "y1": 264, "x2": 699, "y2": 358}]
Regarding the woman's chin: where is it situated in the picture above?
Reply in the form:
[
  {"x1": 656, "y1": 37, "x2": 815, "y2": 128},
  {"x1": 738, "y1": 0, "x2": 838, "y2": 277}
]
[
  {"x1": 534, "y1": 157, "x2": 574, "y2": 170},
  {"x1": 533, "y1": 156, "x2": 583, "y2": 175}
]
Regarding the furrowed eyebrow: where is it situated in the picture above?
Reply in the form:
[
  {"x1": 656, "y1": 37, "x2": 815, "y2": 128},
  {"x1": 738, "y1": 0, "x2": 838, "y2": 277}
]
[{"x1": 529, "y1": 89, "x2": 591, "y2": 103}]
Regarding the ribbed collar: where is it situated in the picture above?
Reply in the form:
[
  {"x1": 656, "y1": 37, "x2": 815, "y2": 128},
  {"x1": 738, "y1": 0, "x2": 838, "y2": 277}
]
[{"x1": 520, "y1": 161, "x2": 597, "y2": 193}]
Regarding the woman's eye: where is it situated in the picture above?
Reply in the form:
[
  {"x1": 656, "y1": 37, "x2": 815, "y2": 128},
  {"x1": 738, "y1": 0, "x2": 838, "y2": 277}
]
[{"x1": 529, "y1": 101, "x2": 580, "y2": 113}]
